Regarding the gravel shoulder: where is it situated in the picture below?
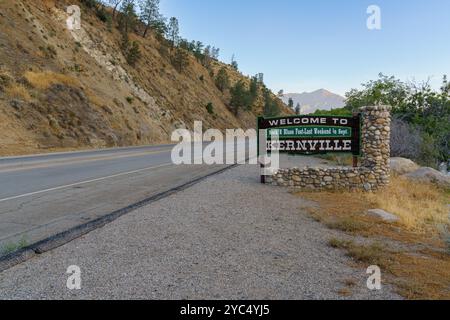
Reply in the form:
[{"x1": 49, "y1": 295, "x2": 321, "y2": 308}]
[{"x1": 0, "y1": 163, "x2": 401, "y2": 299}]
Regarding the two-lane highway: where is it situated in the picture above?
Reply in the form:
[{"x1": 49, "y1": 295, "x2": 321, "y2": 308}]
[{"x1": 0, "y1": 144, "x2": 232, "y2": 253}]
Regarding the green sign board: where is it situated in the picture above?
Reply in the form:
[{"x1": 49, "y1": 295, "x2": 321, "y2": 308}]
[
  {"x1": 267, "y1": 126, "x2": 352, "y2": 139},
  {"x1": 258, "y1": 115, "x2": 361, "y2": 156}
]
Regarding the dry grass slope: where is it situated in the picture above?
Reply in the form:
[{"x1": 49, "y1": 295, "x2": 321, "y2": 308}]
[
  {"x1": 24, "y1": 71, "x2": 81, "y2": 90},
  {"x1": 0, "y1": 0, "x2": 292, "y2": 156},
  {"x1": 4, "y1": 84, "x2": 32, "y2": 101}
]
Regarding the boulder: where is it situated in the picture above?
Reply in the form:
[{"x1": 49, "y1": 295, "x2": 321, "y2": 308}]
[
  {"x1": 405, "y1": 167, "x2": 450, "y2": 189},
  {"x1": 390, "y1": 157, "x2": 419, "y2": 175},
  {"x1": 367, "y1": 209, "x2": 399, "y2": 222}
]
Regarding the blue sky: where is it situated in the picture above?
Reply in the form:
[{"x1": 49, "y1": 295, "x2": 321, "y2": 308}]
[{"x1": 160, "y1": 0, "x2": 450, "y2": 96}]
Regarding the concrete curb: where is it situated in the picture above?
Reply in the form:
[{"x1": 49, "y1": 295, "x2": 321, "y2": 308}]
[{"x1": 0, "y1": 165, "x2": 237, "y2": 273}]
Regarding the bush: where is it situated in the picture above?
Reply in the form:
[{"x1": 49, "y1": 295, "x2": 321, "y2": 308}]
[
  {"x1": 80, "y1": 0, "x2": 97, "y2": 9},
  {"x1": 391, "y1": 118, "x2": 422, "y2": 160},
  {"x1": 126, "y1": 96, "x2": 134, "y2": 104},
  {"x1": 215, "y1": 67, "x2": 229, "y2": 92},
  {"x1": 126, "y1": 41, "x2": 141, "y2": 66},
  {"x1": 96, "y1": 7, "x2": 111, "y2": 24},
  {"x1": 206, "y1": 102, "x2": 214, "y2": 114},
  {"x1": 171, "y1": 47, "x2": 190, "y2": 73},
  {"x1": 390, "y1": 118, "x2": 441, "y2": 167},
  {"x1": 230, "y1": 80, "x2": 252, "y2": 115},
  {"x1": 263, "y1": 87, "x2": 280, "y2": 117}
]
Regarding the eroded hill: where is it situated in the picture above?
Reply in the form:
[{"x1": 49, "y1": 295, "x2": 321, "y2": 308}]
[{"x1": 0, "y1": 0, "x2": 291, "y2": 156}]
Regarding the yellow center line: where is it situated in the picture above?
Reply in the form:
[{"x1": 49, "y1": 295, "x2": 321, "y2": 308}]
[
  {"x1": 0, "y1": 162, "x2": 175, "y2": 203},
  {"x1": 0, "y1": 148, "x2": 174, "y2": 174}
]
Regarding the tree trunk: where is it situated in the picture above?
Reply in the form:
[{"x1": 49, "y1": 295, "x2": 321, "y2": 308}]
[
  {"x1": 143, "y1": 24, "x2": 149, "y2": 38},
  {"x1": 112, "y1": 2, "x2": 120, "y2": 19}
]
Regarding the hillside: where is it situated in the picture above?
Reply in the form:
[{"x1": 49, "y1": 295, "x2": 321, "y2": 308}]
[
  {"x1": 282, "y1": 89, "x2": 345, "y2": 114},
  {"x1": 0, "y1": 0, "x2": 291, "y2": 156}
]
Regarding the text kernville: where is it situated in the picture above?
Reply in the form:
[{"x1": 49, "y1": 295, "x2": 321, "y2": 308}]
[{"x1": 267, "y1": 139, "x2": 352, "y2": 152}]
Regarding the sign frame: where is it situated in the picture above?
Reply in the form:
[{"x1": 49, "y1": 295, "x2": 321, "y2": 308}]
[{"x1": 257, "y1": 113, "x2": 362, "y2": 158}]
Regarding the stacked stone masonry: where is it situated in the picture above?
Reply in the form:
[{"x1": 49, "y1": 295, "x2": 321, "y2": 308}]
[{"x1": 266, "y1": 106, "x2": 392, "y2": 191}]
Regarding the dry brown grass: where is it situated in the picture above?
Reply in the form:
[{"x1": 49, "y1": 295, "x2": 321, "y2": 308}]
[
  {"x1": 390, "y1": 251, "x2": 450, "y2": 300},
  {"x1": 328, "y1": 238, "x2": 450, "y2": 299},
  {"x1": 299, "y1": 176, "x2": 450, "y2": 299},
  {"x1": 337, "y1": 288, "x2": 353, "y2": 297},
  {"x1": 85, "y1": 88, "x2": 105, "y2": 107},
  {"x1": 300, "y1": 176, "x2": 449, "y2": 235},
  {"x1": 24, "y1": 71, "x2": 80, "y2": 90},
  {"x1": 329, "y1": 239, "x2": 393, "y2": 269},
  {"x1": 365, "y1": 176, "x2": 449, "y2": 233},
  {"x1": 4, "y1": 84, "x2": 31, "y2": 101}
]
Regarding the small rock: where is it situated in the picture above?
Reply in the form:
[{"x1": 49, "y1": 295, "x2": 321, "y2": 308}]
[{"x1": 367, "y1": 209, "x2": 399, "y2": 222}]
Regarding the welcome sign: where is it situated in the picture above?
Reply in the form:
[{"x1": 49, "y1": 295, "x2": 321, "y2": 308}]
[{"x1": 258, "y1": 115, "x2": 361, "y2": 155}]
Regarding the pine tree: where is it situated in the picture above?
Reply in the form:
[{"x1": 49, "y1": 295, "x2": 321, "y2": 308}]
[
  {"x1": 263, "y1": 88, "x2": 280, "y2": 117},
  {"x1": 288, "y1": 97, "x2": 294, "y2": 109},
  {"x1": 211, "y1": 47, "x2": 220, "y2": 60},
  {"x1": 215, "y1": 67, "x2": 230, "y2": 92},
  {"x1": 193, "y1": 41, "x2": 204, "y2": 61},
  {"x1": 118, "y1": 0, "x2": 137, "y2": 34},
  {"x1": 166, "y1": 17, "x2": 180, "y2": 48},
  {"x1": 295, "y1": 103, "x2": 301, "y2": 115},
  {"x1": 230, "y1": 80, "x2": 251, "y2": 116},
  {"x1": 231, "y1": 54, "x2": 238, "y2": 70},
  {"x1": 172, "y1": 47, "x2": 190, "y2": 72},
  {"x1": 202, "y1": 45, "x2": 212, "y2": 68},
  {"x1": 139, "y1": 0, "x2": 163, "y2": 38},
  {"x1": 108, "y1": 0, "x2": 123, "y2": 19},
  {"x1": 249, "y1": 75, "x2": 259, "y2": 104}
]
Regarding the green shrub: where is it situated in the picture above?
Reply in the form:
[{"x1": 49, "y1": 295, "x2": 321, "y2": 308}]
[
  {"x1": 206, "y1": 102, "x2": 214, "y2": 114},
  {"x1": 126, "y1": 41, "x2": 141, "y2": 66},
  {"x1": 126, "y1": 96, "x2": 134, "y2": 104},
  {"x1": 1, "y1": 237, "x2": 28, "y2": 256}
]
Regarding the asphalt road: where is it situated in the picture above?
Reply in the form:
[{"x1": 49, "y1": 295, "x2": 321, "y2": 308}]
[{"x1": 0, "y1": 143, "x2": 234, "y2": 253}]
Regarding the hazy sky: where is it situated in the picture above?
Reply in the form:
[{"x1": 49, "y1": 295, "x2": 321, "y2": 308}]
[{"x1": 160, "y1": 0, "x2": 450, "y2": 96}]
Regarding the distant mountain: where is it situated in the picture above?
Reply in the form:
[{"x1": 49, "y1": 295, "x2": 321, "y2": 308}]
[{"x1": 281, "y1": 89, "x2": 346, "y2": 115}]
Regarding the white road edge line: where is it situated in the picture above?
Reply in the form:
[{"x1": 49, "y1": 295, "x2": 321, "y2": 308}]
[
  {"x1": 0, "y1": 163, "x2": 174, "y2": 203},
  {"x1": 0, "y1": 148, "x2": 253, "y2": 203}
]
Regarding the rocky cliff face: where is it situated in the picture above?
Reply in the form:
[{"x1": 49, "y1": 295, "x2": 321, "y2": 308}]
[{"x1": 0, "y1": 0, "x2": 290, "y2": 156}]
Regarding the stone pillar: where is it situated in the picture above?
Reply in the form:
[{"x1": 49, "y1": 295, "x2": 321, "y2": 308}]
[{"x1": 360, "y1": 106, "x2": 392, "y2": 188}]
